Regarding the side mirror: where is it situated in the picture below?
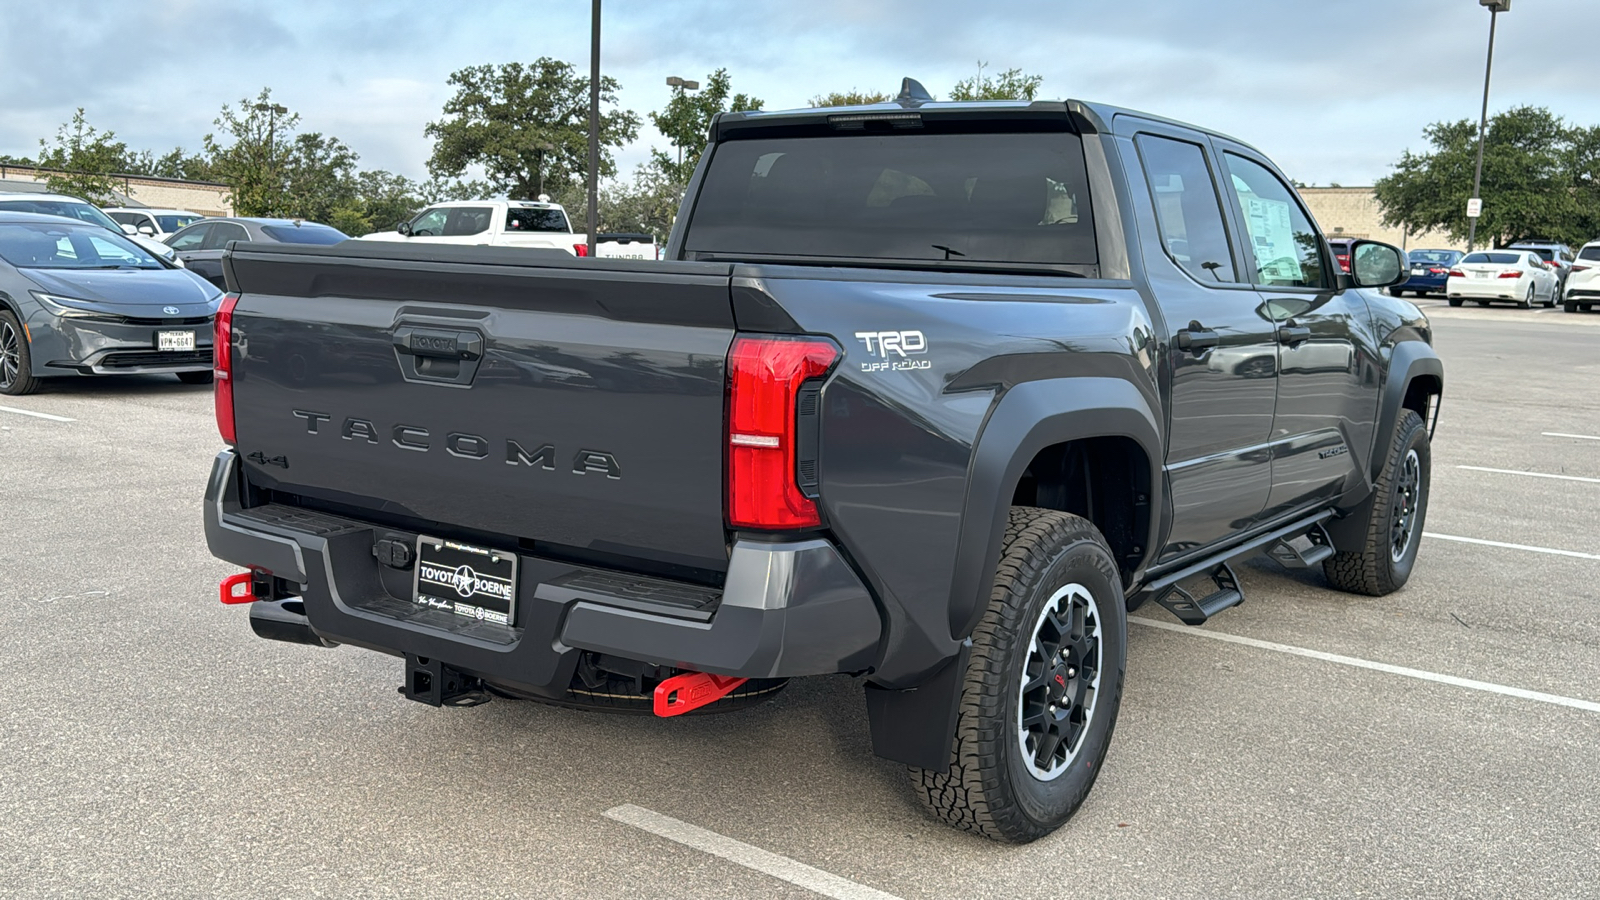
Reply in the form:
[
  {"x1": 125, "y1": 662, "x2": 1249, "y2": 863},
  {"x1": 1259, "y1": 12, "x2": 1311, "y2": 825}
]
[
  {"x1": 138, "y1": 224, "x2": 156, "y2": 236},
  {"x1": 1348, "y1": 240, "x2": 1406, "y2": 288},
  {"x1": 396, "y1": 221, "x2": 412, "y2": 236},
  {"x1": 120, "y1": 224, "x2": 138, "y2": 235}
]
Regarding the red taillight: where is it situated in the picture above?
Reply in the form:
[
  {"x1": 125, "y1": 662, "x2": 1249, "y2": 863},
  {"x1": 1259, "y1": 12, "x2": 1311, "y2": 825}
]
[
  {"x1": 1498, "y1": 270, "x2": 1523, "y2": 279},
  {"x1": 1428, "y1": 267, "x2": 1448, "y2": 275},
  {"x1": 572, "y1": 243, "x2": 589, "y2": 257},
  {"x1": 726, "y1": 335, "x2": 838, "y2": 530},
  {"x1": 1447, "y1": 269, "x2": 1465, "y2": 277},
  {"x1": 214, "y1": 292, "x2": 239, "y2": 444},
  {"x1": 1573, "y1": 265, "x2": 1591, "y2": 273}
]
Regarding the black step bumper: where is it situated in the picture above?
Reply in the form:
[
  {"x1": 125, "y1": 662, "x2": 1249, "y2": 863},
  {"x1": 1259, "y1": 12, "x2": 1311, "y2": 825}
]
[{"x1": 203, "y1": 451, "x2": 883, "y2": 696}]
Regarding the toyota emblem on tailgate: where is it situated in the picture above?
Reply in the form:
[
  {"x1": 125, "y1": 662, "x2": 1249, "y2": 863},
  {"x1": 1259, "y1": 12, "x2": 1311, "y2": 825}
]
[{"x1": 163, "y1": 306, "x2": 180, "y2": 315}]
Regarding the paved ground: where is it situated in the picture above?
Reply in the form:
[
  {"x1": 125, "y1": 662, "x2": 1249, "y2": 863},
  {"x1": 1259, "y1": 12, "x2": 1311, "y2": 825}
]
[{"x1": 1, "y1": 302, "x2": 1597, "y2": 899}]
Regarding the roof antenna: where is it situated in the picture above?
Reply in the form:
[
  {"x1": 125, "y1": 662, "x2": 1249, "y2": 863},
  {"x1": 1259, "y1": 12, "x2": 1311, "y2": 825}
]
[{"x1": 895, "y1": 78, "x2": 934, "y2": 108}]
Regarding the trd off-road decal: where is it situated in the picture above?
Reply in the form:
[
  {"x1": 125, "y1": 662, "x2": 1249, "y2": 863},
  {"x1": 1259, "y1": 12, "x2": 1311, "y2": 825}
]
[{"x1": 854, "y1": 329, "x2": 931, "y2": 373}]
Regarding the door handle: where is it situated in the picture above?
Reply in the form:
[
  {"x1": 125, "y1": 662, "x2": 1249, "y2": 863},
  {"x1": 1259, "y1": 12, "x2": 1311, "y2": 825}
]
[
  {"x1": 1176, "y1": 320, "x2": 1219, "y2": 353},
  {"x1": 393, "y1": 326, "x2": 483, "y2": 361},
  {"x1": 1276, "y1": 322, "x2": 1311, "y2": 346}
]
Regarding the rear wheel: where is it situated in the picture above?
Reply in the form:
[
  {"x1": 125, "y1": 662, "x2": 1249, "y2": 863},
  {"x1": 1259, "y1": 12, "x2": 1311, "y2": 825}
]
[
  {"x1": 1448, "y1": 298, "x2": 1463, "y2": 307},
  {"x1": 1390, "y1": 288, "x2": 1407, "y2": 298},
  {"x1": 910, "y1": 508, "x2": 1126, "y2": 843},
  {"x1": 1324, "y1": 410, "x2": 1430, "y2": 596},
  {"x1": 176, "y1": 370, "x2": 213, "y2": 385},
  {"x1": 1565, "y1": 299, "x2": 1579, "y2": 313},
  {"x1": 1518, "y1": 284, "x2": 1533, "y2": 309},
  {"x1": 0, "y1": 311, "x2": 40, "y2": 396}
]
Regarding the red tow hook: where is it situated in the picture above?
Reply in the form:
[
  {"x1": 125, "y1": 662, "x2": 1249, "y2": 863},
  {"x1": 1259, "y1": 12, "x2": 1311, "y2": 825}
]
[
  {"x1": 653, "y1": 671, "x2": 748, "y2": 717},
  {"x1": 219, "y1": 572, "x2": 257, "y2": 605}
]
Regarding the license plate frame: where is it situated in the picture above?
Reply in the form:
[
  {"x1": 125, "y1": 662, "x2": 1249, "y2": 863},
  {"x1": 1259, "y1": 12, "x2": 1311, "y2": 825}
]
[
  {"x1": 157, "y1": 330, "x2": 195, "y2": 352},
  {"x1": 412, "y1": 536, "x2": 518, "y2": 626}
]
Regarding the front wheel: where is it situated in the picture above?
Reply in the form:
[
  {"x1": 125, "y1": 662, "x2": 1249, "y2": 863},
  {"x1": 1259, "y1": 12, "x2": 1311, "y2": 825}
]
[
  {"x1": 1448, "y1": 298, "x2": 1464, "y2": 307},
  {"x1": 910, "y1": 508, "x2": 1127, "y2": 843},
  {"x1": 0, "y1": 311, "x2": 40, "y2": 396},
  {"x1": 1565, "y1": 299, "x2": 1579, "y2": 313},
  {"x1": 1324, "y1": 410, "x2": 1430, "y2": 596}
]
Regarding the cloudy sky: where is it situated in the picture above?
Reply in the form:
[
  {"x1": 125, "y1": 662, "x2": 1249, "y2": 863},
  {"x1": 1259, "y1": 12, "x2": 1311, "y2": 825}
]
[{"x1": 2, "y1": 0, "x2": 1593, "y2": 188}]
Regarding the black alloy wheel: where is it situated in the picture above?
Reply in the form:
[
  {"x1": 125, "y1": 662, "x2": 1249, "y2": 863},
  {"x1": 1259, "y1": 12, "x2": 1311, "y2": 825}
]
[
  {"x1": 1324, "y1": 409, "x2": 1431, "y2": 596},
  {"x1": 0, "y1": 312, "x2": 40, "y2": 396},
  {"x1": 1017, "y1": 583, "x2": 1103, "y2": 780},
  {"x1": 1388, "y1": 448, "x2": 1422, "y2": 564}
]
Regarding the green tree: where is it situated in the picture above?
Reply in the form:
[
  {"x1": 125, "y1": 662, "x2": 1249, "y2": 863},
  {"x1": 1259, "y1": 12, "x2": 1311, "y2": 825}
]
[
  {"x1": 599, "y1": 162, "x2": 686, "y2": 241},
  {"x1": 426, "y1": 59, "x2": 640, "y2": 201},
  {"x1": 123, "y1": 147, "x2": 217, "y2": 182},
  {"x1": 326, "y1": 170, "x2": 430, "y2": 237},
  {"x1": 35, "y1": 109, "x2": 128, "y2": 203},
  {"x1": 809, "y1": 90, "x2": 892, "y2": 107},
  {"x1": 649, "y1": 69, "x2": 761, "y2": 185},
  {"x1": 279, "y1": 132, "x2": 359, "y2": 223},
  {"x1": 1375, "y1": 106, "x2": 1583, "y2": 247},
  {"x1": 949, "y1": 62, "x2": 1043, "y2": 101},
  {"x1": 203, "y1": 88, "x2": 303, "y2": 216}
]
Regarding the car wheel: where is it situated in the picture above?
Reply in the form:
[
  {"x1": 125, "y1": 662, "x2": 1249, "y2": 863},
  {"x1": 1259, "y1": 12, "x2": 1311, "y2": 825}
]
[
  {"x1": 910, "y1": 507, "x2": 1126, "y2": 843},
  {"x1": 1518, "y1": 284, "x2": 1533, "y2": 309},
  {"x1": 0, "y1": 311, "x2": 41, "y2": 396},
  {"x1": 1565, "y1": 299, "x2": 1579, "y2": 313},
  {"x1": 1323, "y1": 410, "x2": 1430, "y2": 596},
  {"x1": 1391, "y1": 288, "x2": 1407, "y2": 298},
  {"x1": 176, "y1": 370, "x2": 214, "y2": 385},
  {"x1": 1542, "y1": 287, "x2": 1556, "y2": 308},
  {"x1": 1448, "y1": 298, "x2": 1464, "y2": 307}
]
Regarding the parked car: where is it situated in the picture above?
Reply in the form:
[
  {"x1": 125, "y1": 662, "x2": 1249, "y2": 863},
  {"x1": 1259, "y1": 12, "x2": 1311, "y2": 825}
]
[
  {"x1": 205, "y1": 81, "x2": 1439, "y2": 843},
  {"x1": 1392, "y1": 248, "x2": 1462, "y2": 298},
  {"x1": 104, "y1": 207, "x2": 204, "y2": 242},
  {"x1": 359, "y1": 198, "x2": 656, "y2": 259},
  {"x1": 165, "y1": 217, "x2": 349, "y2": 289},
  {"x1": 0, "y1": 212, "x2": 221, "y2": 394},
  {"x1": 0, "y1": 192, "x2": 182, "y2": 265},
  {"x1": 1563, "y1": 240, "x2": 1600, "y2": 313},
  {"x1": 1508, "y1": 241, "x2": 1575, "y2": 292},
  {"x1": 1327, "y1": 237, "x2": 1354, "y2": 273},
  {"x1": 1445, "y1": 250, "x2": 1559, "y2": 308}
]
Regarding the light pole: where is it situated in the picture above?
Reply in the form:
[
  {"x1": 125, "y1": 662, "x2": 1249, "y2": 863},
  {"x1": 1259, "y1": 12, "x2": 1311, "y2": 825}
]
[
  {"x1": 1467, "y1": 0, "x2": 1510, "y2": 252},
  {"x1": 587, "y1": 0, "x2": 600, "y2": 258},
  {"x1": 665, "y1": 76, "x2": 701, "y2": 169},
  {"x1": 253, "y1": 101, "x2": 288, "y2": 216}
]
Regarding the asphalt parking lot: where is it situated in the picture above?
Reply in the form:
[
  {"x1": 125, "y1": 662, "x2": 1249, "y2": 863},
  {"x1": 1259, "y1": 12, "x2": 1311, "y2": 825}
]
[{"x1": 1, "y1": 304, "x2": 1597, "y2": 899}]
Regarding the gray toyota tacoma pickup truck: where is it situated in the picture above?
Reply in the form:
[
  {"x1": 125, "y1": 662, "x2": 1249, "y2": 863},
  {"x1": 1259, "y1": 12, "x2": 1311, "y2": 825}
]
[{"x1": 205, "y1": 81, "x2": 1442, "y2": 842}]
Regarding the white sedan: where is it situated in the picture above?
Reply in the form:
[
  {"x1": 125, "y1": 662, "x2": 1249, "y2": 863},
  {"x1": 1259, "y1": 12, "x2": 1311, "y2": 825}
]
[{"x1": 1445, "y1": 250, "x2": 1559, "y2": 309}]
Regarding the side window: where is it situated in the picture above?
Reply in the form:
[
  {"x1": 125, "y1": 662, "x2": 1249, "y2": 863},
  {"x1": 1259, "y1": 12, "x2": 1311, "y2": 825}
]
[
  {"x1": 444, "y1": 207, "x2": 493, "y2": 237},
  {"x1": 409, "y1": 207, "x2": 449, "y2": 236},
  {"x1": 1222, "y1": 153, "x2": 1326, "y2": 289},
  {"x1": 1135, "y1": 135, "x2": 1238, "y2": 284},
  {"x1": 167, "y1": 224, "x2": 211, "y2": 252},
  {"x1": 201, "y1": 222, "x2": 249, "y2": 250}
]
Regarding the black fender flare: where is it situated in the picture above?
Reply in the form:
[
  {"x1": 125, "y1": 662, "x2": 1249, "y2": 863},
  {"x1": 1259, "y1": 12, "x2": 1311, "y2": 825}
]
[
  {"x1": 863, "y1": 376, "x2": 1163, "y2": 771},
  {"x1": 1371, "y1": 341, "x2": 1443, "y2": 482},
  {"x1": 946, "y1": 376, "x2": 1163, "y2": 641}
]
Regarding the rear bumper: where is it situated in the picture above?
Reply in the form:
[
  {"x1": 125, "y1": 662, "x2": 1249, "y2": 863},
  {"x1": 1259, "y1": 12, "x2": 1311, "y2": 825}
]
[
  {"x1": 203, "y1": 451, "x2": 883, "y2": 695},
  {"x1": 1400, "y1": 276, "x2": 1446, "y2": 292},
  {"x1": 1446, "y1": 277, "x2": 1525, "y2": 300}
]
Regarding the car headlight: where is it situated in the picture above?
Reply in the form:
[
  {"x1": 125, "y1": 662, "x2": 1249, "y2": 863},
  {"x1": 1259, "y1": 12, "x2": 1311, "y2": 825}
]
[{"x1": 31, "y1": 292, "x2": 124, "y2": 322}]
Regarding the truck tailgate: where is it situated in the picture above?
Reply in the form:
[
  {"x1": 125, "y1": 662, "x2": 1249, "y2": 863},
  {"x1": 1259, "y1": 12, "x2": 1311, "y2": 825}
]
[{"x1": 225, "y1": 244, "x2": 736, "y2": 574}]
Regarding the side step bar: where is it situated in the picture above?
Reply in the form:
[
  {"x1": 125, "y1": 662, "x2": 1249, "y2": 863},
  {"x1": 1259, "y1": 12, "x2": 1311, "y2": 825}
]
[{"x1": 1137, "y1": 510, "x2": 1336, "y2": 626}]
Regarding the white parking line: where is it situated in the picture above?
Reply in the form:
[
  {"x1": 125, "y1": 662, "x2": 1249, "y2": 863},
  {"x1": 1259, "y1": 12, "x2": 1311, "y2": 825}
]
[
  {"x1": 605, "y1": 804, "x2": 904, "y2": 900},
  {"x1": 1423, "y1": 532, "x2": 1600, "y2": 561},
  {"x1": 1456, "y1": 464, "x2": 1600, "y2": 484},
  {"x1": 1130, "y1": 618, "x2": 1600, "y2": 714},
  {"x1": 1544, "y1": 431, "x2": 1600, "y2": 441},
  {"x1": 0, "y1": 405, "x2": 73, "y2": 423}
]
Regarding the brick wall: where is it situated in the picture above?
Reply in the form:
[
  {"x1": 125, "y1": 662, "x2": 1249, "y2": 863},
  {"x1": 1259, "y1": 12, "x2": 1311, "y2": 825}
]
[
  {"x1": 1299, "y1": 186, "x2": 1463, "y2": 252},
  {"x1": 0, "y1": 165, "x2": 233, "y2": 217}
]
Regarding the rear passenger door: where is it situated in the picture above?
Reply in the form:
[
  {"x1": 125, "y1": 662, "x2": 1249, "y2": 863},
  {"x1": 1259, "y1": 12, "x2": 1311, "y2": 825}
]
[
  {"x1": 1214, "y1": 144, "x2": 1378, "y2": 517},
  {"x1": 1125, "y1": 125, "x2": 1278, "y2": 561},
  {"x1": 185, "y1": 221, "x2": 250, "y2": 289}
]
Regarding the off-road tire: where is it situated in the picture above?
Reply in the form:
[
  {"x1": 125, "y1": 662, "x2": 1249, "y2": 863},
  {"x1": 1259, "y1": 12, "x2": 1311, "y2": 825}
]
[
  {"x1": 0, "y1": 310, "x2": 41, "y2": 396},
  {"x1": 1323, "y1": 410, "x2": 1430, "y2": 596},
  {"x1": 177, "y1": 370, "x2": 214, "y2": 385},
  {"x1": 910, "y1": 507, "x2": 1127, "y2": 843}
]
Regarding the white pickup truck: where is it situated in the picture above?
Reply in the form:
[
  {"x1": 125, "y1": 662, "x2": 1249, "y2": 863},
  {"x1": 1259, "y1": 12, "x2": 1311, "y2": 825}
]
[{"x1": 358, "y1": 199, "x2": 655, "y2": 259}]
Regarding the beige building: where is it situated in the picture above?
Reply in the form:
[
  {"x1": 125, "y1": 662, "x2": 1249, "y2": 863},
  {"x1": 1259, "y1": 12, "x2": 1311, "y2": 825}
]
[
  {"x1": 1299, "y1": 186, "x2": 1464, "y2": 252},
  {"x1": 0, "y1": 163, "x2": 232, "y2": 217}
]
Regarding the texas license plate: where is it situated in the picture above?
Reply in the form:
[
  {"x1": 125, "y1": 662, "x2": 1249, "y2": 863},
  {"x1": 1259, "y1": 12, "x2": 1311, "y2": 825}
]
[
  {"x1": 1411, "y1": 267, "x2": 1426, "y2": 275},
  {"x1": 413, "y1": 537, "x2": 517, "y2": 626},
  {"x1": 157, "y1": 330, "x2": 195, "y2": 351}
]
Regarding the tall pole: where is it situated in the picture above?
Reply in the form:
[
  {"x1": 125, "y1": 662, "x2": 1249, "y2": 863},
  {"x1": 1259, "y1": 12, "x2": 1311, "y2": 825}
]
[
  {"x1": 1467, "y1": 7, "x2": 1499, "y2": 253},
  {"x1": 586, "y1": 0, "x2": 600, "y2": 258}
]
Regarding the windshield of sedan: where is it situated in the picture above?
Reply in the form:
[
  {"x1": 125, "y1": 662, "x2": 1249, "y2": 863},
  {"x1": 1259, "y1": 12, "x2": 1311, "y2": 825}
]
[
  {"x1": 0, "y1": 199, "x2": 123, "y2": 233},
  {"x1": 0, "y1": 222, "x2": 163, "y2": 269},
  {"x1": 1408, "y1": 250, "x2": 1458, "y2": 264}
]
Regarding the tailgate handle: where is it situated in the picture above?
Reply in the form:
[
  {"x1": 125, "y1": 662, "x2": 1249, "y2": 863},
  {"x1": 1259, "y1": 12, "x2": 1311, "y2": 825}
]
[{"x1": 394, "y1": 327, "x2": 482, "y2": 361}]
